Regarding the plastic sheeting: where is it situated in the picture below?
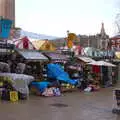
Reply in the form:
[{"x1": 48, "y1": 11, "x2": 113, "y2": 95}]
[
  {"x1": 31, "y1": 81, "x2": 51, "y2": 93},
  {"x1": 47, "y1": 63, "x2": 78, "y2": 85},
  {"x1": 0, "y1": 73, "x2": 34, "y2": 94}
]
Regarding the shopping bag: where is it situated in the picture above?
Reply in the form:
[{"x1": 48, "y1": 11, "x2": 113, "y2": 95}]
[{"x1": 42, "y1": 88, "x2": 54, "y2": 96}]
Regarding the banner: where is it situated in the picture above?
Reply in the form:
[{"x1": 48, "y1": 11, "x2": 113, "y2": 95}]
[
  {"x1": 67, "y1": 40, "x2": 73, "y2": 48},
  {"x1": 68, "y1": 33, "x2": 77, "y2": 41},
  {"x1": 0, "y1": 19, "x2": 12, "y2": 39}
]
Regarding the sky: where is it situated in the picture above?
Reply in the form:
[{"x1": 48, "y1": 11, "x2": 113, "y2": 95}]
[{"x1": 16, "y1": 0, "x2": 119, "y2": 37}]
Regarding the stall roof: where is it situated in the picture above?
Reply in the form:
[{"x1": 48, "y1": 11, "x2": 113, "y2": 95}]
[
  {"x1": 43, "y1": 52, "x2": 69, "y2": 60},
  {"x1": 0, "y1": 42, "x2": 15, "y2": 49},
  {"x1": 87, "y1": 60, "x2": 116, "y2": 67},
  {"x1": 76, "y1": 56, "x2": 96, "y2": 63},
  {"x1": 16, "y1": 49, "x2": 48, "y2": 61}
]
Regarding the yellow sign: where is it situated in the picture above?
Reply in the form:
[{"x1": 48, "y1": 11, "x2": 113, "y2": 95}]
[
  {"x1": 67, "y1": 40, "x2": 73, "y2": 48},
  {"x1": 68, "y1": 33, "x2": 77, "y2": 41},
  {"x1": 66, "y1": 32, "x2": 78, "y2": 48},
  {"x1": 10, "y1": 91, "x2": 18, "y2": 102}
]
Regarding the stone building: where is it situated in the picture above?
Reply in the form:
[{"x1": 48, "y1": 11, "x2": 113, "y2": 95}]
[
  {"x1": 96, "y1": 23, "x2": 109, "y2": 49},
  {"x1": 52, "y1": 23, "x2": 109, "y2": 49},
  {"x1": 79, "y1": 23, "x2": 109, "y2": 49}
]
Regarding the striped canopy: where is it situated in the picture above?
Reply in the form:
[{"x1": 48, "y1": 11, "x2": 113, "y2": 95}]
[{"x1": 14, "y1": 36, "x2": 36, "y2": 50}]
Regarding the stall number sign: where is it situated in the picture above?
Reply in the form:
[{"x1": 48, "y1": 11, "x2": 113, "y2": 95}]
[{"x1": 10, "y1": 91, "x2": 18, "y2": 102}]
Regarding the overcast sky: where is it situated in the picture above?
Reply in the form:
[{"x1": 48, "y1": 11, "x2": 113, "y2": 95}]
[{"x1": 16, "y1": 0, "x2": 119, "y2": 37}]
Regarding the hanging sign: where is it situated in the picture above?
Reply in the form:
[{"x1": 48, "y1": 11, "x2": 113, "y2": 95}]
[
  {"x1": 66, "y1": 32, "x2": 77, "y2": 48},
  {"x1": 67, "y1": 40, "x2": 73, "y2": 48},
  {"x1": 68, "y1": 33, "x2": 77, "y2": 41},
  {"x1": 0, "y1": 19, "x2": 12, "y2": 39}
]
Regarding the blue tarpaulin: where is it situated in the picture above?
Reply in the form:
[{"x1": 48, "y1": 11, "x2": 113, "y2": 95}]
[
  {"x1": 31, "y1": 81, "x2": 51, "y2": 93},
  {"x1": 0, "y1": 19, "x2": 12, "y2": 39},
  {"x1": 47, "y1": 63, "x2": 78, "y2": 85}
]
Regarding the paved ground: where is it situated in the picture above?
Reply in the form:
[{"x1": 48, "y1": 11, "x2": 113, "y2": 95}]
[{"x1": 0, "y1": 87, "x2": 119, "y2": 120}]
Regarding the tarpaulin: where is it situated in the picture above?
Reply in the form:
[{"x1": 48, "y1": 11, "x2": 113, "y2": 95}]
[
  {"x1": 0, "y1": 73, "x2": 34, "y2": 94},
  {"x1": 31, "y1": 81, "x2": 51, "y2": 93},
  {"x1": 47, "y1": 63, "x2": 78, "y2": 85}
]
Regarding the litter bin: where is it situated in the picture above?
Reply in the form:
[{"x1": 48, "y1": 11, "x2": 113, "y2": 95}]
[{"x1": 112, "y1": 88, "x2": 120, "y2": 114}]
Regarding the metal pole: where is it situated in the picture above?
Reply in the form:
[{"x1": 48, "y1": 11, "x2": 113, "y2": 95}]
[{"x1": 88, "y1": 36, "x2": 90, "y2": 47}]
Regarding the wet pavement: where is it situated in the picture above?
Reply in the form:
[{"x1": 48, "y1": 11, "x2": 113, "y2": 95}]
[{"x1": 0, "y1": 87, "x2": 120, "y2": 120}]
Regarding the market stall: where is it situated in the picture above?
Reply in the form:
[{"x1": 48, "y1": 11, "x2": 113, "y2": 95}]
[
  {"x1": 0, "y1": 42, "x2": 15, "y2": 62},
  {"x1": 43, "y1": 52, "x2": 69, "y2": 64},
  {"x1": 0, "y1": 73, "x2": 34, "y2": 101},
  {"x1": 76, "y1": 56, "x2": 96, "y2": 64},
  {"x1": 14, "y1": 49, "x2": 48, "y2": 79},
  {"x1": 32, "y1": 40, "x2": 56, "y2": 51},
  {"x1": 87, "y1": 60, "x2": 116, "y2": 87},
  {"x1": 81, "y1": 47, "x2": 102, "y2": 58},
  {"x1": 14, "y1": 36, "x2": 36, "y2": 50}
]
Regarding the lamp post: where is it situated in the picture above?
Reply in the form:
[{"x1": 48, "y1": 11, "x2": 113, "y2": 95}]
[{"x1": 88, "y1": 36, "x2": 90, "y2": 47}]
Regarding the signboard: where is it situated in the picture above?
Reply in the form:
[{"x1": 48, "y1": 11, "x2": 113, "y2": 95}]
[
  {"x1": 0, "y1": 19, "x2": 12, "y2": 39},
  {"x1": 68, "y1": 33, "x2": 77, "y2": 41},
  {"x1": 67, "y1": 40, "x2": 73, "y2": 48},
  {"x1": 10, "y1": 91, "x2": 18, "y2": 102}
]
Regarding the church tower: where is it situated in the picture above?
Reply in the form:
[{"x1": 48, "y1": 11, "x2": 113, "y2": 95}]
[
  {"x1": 99, "y1": 22, "x2": 109, "y2": 49},
  {"x1": 0, "y1": 0, "x2": 15, "y2": 27}
]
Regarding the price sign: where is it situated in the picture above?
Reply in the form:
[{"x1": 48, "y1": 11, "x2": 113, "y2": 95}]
[{"x1": 10, "y1": 91, "x2": 18, "y2": 102}]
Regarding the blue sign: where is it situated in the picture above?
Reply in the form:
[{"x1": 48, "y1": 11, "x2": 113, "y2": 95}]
[{"x1": 0, "y1": 19, "x2": 12, "y2": 39}]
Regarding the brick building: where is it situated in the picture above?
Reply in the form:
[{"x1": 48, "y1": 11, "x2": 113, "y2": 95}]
[{"x1": 110, "y1": 35, "x2": 120, "y2": 50}]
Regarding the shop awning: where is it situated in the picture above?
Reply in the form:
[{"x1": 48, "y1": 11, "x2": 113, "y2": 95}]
[
  {"x1": 17, "y1": 49, "x2": 48, "y2": 61},
  {"x1": 76, "y1": 56, "x2": 96, "y2": 63},
  {"x1": 43, "y1": 52, "x2": 69, "y2": 60},
  {"x1": 87, "y1": 60, "x2": 116, "y2": 67}
]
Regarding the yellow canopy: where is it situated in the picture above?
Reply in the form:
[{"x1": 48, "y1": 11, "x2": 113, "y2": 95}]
[{"x1": 32, "y1": 40, "x2": 56, "y2": 51}]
